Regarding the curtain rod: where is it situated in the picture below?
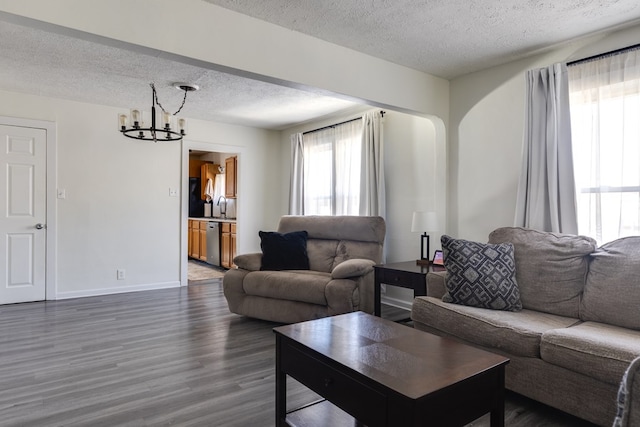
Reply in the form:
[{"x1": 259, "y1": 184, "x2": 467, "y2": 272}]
[
  {"x1": 302, "y1": 110, "x2": 386, "y2": 135},
  {"x1": 567, "y1": 43, "x2": 640, "y2": 66}
]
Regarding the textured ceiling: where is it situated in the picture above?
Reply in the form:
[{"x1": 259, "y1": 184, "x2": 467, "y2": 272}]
[
  {"x1": 203, "y1": 0, "x2": 640, "y2": 78},
  {"x1": 1, "y1": 1, "x2": 640, "y2": 130},
  {"x1": 0, "y1": 20, "x2": 360, "y2": 129}
]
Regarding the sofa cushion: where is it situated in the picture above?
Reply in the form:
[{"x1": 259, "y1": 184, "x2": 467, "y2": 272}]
[
  {"x1": 306, "y1": 239, "x2": 340, "y2": 272},
  {"x1": 242, "y1": 270, "x2": 330, "y2": 305},
  {"x1": 259, "y1": 230, "x2": 310, "y2": 271},
  {"x1": 441, "y1": 235, "x2": 522, "y2": 311},
  {"x1": 411, "y1": 296, "x2": 578, "y2": 357},
  {"x1": 278, "y1": 215, "x2": 386, "y2": 243},
  {"x1": 488, "y1": 227, "x2": 597, "y2": 318},
  {"x1": 541, "y1": 322, "x2": 640, "y2": 386},
  {"x1": 581, "y1": 236, "x2": 640, "y2": 330},
  {"x1": 278, "y1": 216, "x2": 385, "y2": 273}
]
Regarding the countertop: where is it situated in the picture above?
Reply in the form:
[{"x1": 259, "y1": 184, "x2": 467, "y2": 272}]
[{"x1": 189, "y1": 217, "x2": 236, "y2": 223}]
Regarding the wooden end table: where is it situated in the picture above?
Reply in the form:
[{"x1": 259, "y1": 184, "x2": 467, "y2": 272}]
[
  {"x1": 373, "y1": 261, "x2": 445, "y2": 316},
  {"x1": 274, "y1": 312, "x2": 509, "y2": 427}
]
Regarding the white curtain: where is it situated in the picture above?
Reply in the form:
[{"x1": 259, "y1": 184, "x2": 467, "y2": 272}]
[
  {"x1": 515, "y1": 63, "x2": 578, "y2": 234},
  {"x1": 568, "y1": 49, "x2": 640, "y2": 244},
  {"x1": 289, "y1": 112, "x2": 385, "y2": 217},
  {"x1": 302, "y1": 127, "x2": 334, "y2": 215},
  {"x1": 289, "y1": 133, "x2": 304, "y2": 215},
  {"x1": 334, "y1": 119, "x2": 363, "y2": 215},
  {"x1": 359, "y1": 111, "x2": 386, "y2": 217}
]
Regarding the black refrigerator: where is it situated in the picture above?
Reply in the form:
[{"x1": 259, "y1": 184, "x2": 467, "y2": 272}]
[{"x1": 189, "y1": 177, "x2": 205, "y2": 217}]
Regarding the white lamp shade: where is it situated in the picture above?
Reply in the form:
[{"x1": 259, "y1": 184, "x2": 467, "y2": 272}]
[{"x1": 411, "y1": 211, "x2": 439, "y2": 232}]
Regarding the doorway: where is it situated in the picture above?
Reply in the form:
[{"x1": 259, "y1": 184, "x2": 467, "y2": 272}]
[{"x1": 181, "y1": 140, "x2": 240, "y2": 286}]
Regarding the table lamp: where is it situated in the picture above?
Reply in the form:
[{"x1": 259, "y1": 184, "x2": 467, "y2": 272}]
[{"x1": 411, "y1": 211, "x2": 439, "y2": 266}]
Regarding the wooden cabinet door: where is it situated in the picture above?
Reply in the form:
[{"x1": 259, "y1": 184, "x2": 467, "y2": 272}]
[
  {"x1": 199, "y1": 221, "x2": 207, "y2": 261},
  {"x1": 191, "y1": 223, "x2": 201, "y2": 259},
  {"x1": 221, "y1": 230, "x2": 231, "y2": 268},
  {"x1": 188, "y1": 220, "x2": 193, "y2": 257},
  {"x1": 230, "y1": 231, "x2": 237, "y2": 268},
  {"x1": 225, "y1": 156, "x2": 237, "y2": 198},
  {"x1": 189, "y1": 159, "x2": 206, "y2": 178}
]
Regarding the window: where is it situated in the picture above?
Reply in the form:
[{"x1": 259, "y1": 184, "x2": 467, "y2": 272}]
[
  {"x1": 302, "y1": 119, "x2": 363, "y2": 215},
  {"x1": 568, "y1": 49, "x2": 640, "y2": 244}
]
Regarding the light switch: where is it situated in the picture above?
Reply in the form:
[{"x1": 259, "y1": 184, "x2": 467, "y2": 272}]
[{"x1": 57, "y1": 188, "x2": 66, "y2": 199}]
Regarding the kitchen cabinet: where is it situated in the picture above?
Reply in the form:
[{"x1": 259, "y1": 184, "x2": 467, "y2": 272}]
[
  {"x1": 188, "y1": 220, "x2": 208, "y2": 261},
  {"x1": 225, "y1": 156, "x2": 237, "y2": 198},
  {"x1": 188, "y1": 220, "x2": 194, "y2": 256},
  {"x1": 221, "y1": 229, "x2": 230, "y2": 268},
  {"x1": 198, "y1": 221, "x2": 207, "y2": 262},
  {"x1": 231, "y1": 223, "x2": 237, "y2": 268},
  {"x1": 189, "y1": 159, "x2": 206, "y2": 178},
  {"x1": 221, "y1": 221, "x2": 237, "y2": 268},
  {"x1": 191, "y1": 221, "x2": 201, "y2": 259}
]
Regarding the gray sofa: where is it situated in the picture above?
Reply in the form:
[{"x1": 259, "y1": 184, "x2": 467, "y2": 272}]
[
  {"x1": 411, "y1": 227, "x2": 640, "y2": 426},
  {"x1": 223, "y1": 215, "x2": 385, "y2": 323}
]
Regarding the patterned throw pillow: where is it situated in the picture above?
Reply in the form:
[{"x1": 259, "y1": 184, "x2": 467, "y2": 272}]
[{"x1": 441, "y1": 235, "x2": 522, "y2": 311}]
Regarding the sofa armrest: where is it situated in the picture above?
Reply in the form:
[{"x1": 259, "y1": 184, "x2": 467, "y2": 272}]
[
  {"x1": 331, "y1": 259, "x2": 376, "y2": 279},
  {"x1": 233, "y1": 253, "x2": 262, "y2": 271},
  {"x1": 426, "y1": 271, "x2": 447, "y2": 299},
  {"x1": 615, "y1": 356, "x2": 640, "y2": 426}
]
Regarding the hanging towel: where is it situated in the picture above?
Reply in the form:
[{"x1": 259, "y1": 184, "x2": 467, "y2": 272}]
[{"x1": 204, "y1": 178, "x2": 214, "y2": 202}]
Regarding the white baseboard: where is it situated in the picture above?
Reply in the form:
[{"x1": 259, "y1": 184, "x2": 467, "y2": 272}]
[
  {"x1": 381, "y1": 295, "x2": 412, "y2": 311},
  {"x1": 54, "y1": 281, "x2": 181, "y2": 300}
]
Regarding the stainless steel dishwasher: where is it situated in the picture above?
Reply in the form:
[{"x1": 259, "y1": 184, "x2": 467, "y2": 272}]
[{"x1": 206, "y1": 222, "x2": 221, "y2": 267}]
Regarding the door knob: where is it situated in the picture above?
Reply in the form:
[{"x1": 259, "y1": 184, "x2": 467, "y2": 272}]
[{"x1": 35, "y1": 223, "x2": 46, "y2": 230}]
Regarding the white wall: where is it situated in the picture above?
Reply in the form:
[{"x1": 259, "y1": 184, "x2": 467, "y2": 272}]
[
  {"x1": 448, "y1": 23, "x2": 640, "y2": 242},
  {"x1": 186, "y1": 120, "x2": 283, "y2": 255},
  {"x1": 279, "y1": 109, "x2": 445, "y2": 308},
  {"x1": 0, "y1": 89, "x2": 280, "y2": 298}
]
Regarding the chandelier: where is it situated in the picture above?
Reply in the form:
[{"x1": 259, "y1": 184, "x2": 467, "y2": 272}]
[{"x1": 118, "y1": 82, "x2": 199, "y2": 142}]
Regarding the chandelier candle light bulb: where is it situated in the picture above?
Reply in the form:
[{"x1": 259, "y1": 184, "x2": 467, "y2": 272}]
[{"x1": 131, "y1": 109, "x2": 141, "y2": 126}]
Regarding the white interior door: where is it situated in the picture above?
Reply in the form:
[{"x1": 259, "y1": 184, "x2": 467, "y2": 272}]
[{"x1": 0, "y1": 124, "x2": 47, "y2": 304}]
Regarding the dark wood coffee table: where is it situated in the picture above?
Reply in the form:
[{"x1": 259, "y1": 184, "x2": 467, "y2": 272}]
[{"x1": 274, "y1": 311, "x2": 509, "y2": 427}]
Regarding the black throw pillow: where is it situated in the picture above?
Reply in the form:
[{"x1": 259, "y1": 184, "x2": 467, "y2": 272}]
[{"x1": 259, "y1": 230, "x2": 310, "y2": 271}]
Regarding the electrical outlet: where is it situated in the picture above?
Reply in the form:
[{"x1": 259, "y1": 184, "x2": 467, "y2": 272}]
[
  {"x1": 169, "y1": 188, "x2": 178, "y2": 197},
  {"x1": 117, "y1": 269, "x2": 125, "y2": 280}
]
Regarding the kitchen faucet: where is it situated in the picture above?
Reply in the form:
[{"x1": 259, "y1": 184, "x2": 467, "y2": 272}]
[{"x1": 217, "y1": 195, "x2": 227, "y2": 218}]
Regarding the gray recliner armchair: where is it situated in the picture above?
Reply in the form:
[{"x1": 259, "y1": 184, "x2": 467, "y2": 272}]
[{"x1": 223, "y1": 215, "x2": 386, "y2": 323}]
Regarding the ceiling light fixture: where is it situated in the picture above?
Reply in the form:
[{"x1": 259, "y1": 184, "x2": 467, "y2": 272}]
[{"x1": 118, "y1": 82, "x2": 199, "y2": 142}]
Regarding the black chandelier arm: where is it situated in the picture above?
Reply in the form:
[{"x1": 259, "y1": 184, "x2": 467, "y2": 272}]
[
  {"x1": 150, "y1": 83, "x2": 188, "y2": 116},
  {"x1": 120, "y1": 127, "x2": 184, "y2": 142}
]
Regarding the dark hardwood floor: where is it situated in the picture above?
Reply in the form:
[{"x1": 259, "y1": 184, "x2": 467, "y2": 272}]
[{"x1": 0, "y1": 282, "x2": 597, "y2": 426}]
